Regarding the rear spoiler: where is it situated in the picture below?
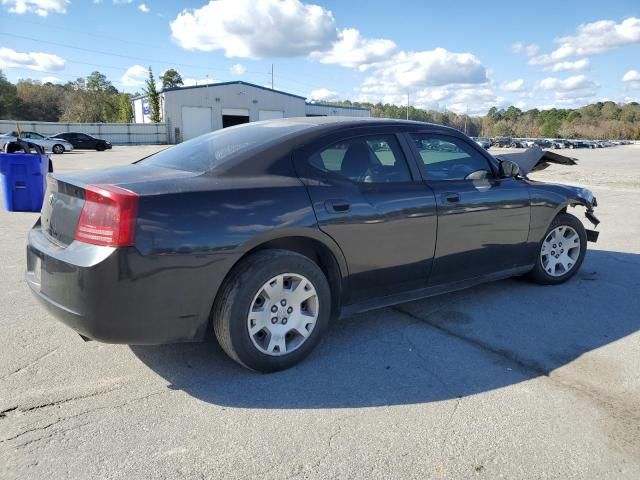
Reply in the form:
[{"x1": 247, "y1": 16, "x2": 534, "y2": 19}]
[{"x1": 493, "y1": 145, "x2": 578, "y2": 175}]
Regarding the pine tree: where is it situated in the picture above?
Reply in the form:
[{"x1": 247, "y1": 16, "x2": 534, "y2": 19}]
[{"x1": 145, "y1": 67, "x2": 161, "y2": 123}]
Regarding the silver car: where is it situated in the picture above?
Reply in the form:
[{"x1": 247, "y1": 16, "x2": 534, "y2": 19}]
[{"x1": 0, "y1": 131, "x2": 74, "y2": 154}]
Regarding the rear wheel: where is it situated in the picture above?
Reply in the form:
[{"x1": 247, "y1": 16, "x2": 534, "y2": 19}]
[
  {"x1": 52, "y1": 144, "x2": 65, "y2": 154},
  {"x1": 527, "y1": 212, "x2": 587, "y2": 285},
  {"x1": 213, "y1": 250, "x2": 331, "y2": 372}
]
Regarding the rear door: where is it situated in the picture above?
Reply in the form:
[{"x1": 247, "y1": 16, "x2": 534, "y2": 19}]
[
  {"x1": 75, "y1": 134, "x2": 94, "y2": 149},
  {"x1": 295, "y1": 129, "x2": 437, "y2": 303},
  {"x1": 406, "y1": 132, "x2": 531, "y2": 285}
]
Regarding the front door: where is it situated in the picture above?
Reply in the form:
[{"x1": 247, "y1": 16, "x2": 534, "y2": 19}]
[
  {"x1": 296, "y1": 131, "x2": 438, "y2": 303},
  {"x1": 407, "y1": 132, "x2": 531, "y2": 285}
]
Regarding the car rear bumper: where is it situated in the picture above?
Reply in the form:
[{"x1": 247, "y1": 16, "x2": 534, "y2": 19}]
[{"x1": 26, "y1": 224, "x2": 236, "y2": 344}]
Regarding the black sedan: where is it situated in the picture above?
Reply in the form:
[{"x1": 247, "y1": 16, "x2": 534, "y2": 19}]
[
  {"x1": 27, "y1": 118, "x2": 600, "y2": 372},
  {"x1": 51, "y1": 132, "x2": 112, "y2": 151}
]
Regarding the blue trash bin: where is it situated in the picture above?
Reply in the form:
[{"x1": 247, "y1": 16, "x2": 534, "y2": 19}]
[{"x1": 0, "y1": 152, "x2": 50, "y2": 212}]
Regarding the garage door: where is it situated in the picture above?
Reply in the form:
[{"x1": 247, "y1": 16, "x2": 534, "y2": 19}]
[
  {"x1": 258, "y1": 110, "x2": 284, "y2": 121},
  {"x1": 182, "y1": 107, "x2": 212, "y2": 140}
]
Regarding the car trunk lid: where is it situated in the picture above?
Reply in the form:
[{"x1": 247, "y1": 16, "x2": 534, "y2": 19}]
[{"x1": 41, "y1": 164, "x2": 199, "y2": 247}]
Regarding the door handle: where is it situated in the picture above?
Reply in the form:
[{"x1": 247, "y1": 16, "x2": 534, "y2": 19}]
[
  {"x1": 442, "y1": 192, "x2": 460, "y2": 203},
  {"x1": 325, "y1": 199, "x2": 351, "y2": 213}
]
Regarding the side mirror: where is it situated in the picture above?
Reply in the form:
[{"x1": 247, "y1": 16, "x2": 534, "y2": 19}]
[{"x1": 499, "y1": 159, "x2": 520, "y2": 178}]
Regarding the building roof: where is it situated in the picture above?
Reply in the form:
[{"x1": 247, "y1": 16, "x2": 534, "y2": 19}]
[
  {"x1": 305, "y1": 102, "x2": 371, "y2": 112},
  {"x1": 155, "y1": 80, "x2": 307, "y2": 100}
]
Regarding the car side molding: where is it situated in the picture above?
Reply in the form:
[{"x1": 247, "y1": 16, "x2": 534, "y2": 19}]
[{"x1": 340, "y1": 265, "x2": 534, "y2": 319}]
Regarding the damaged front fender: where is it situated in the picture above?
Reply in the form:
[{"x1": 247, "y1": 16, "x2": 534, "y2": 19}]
[{"x1": 566, "y1": 187, "x2": 600, "y2": 241}]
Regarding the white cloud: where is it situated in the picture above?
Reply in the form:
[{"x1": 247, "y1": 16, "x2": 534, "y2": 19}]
[
  {"x1": 308, "y1": 88, "x2": 339, "y2": 101},
  {"x1": 313, "y1": 28, "x2": 398, "y2": 70},
  {"x1": 501, "y1": 78, "x2": 526, "y2": 92},
  {"x1": 183, "y1": 77, "x2": 216, "y2": 86},
  {"x1": 138, "y1": 3, "x2": 149, "y2": 13},
  {"x1": 537, "y1": 75, "x2": 599, "y2": 104},
  {"x1": 0, "y1": 47, "x2": 65, "y2": 71},
  {"x1": 511, "y1": 42, "x2": 524, "y2": 54},
  {"x1": 120, "y1": 64, "x2": 148, "y2": 88},
  {"x1": 512, "y1": 42, "x2": 539, "y2": 56},
  {"x1": 622, "y1": 69, "x2": 640, "y2": 82},
  {"x1": 550, "y1": 58, "x2": 590, "y2": 72},
  {"x1": 1, "y1": 0, "x2": 69, "y2": 16},
  {"x1": 531, "y1": 17, "x2": 640, "y2": 66},
  {"x1": 170, "y1": 0, "x2": 338, "y2": 58},
  {"x1": 538, "y1": 75, "x2": 597, "y2": 91},
  {"x1": 525, "y1": 44, "x2": 540, "y2": 56},
  {"x1": 230, "y1": 64, "x2": 246, "y2": 76},
  {"x1": 623, "y1": 69, "x2": 640, "y2": 89},
  {"x1": 363, "y1": 48, "x2": 487, "y2": 91}
]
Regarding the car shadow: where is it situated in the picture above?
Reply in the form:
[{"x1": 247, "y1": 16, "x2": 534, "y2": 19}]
[{"x1": 130, "y1": 249, "x2": 640, "y2": 409}]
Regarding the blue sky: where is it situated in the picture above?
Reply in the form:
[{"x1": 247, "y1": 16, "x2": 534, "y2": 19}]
[{"x1": 0, "y1": 0, "x2": 639, "y2": 114}]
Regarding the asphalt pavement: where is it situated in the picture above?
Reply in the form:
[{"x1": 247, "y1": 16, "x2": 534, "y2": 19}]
[{"x1": 1, "y1": 145, "x2": 639, "y2": 479}]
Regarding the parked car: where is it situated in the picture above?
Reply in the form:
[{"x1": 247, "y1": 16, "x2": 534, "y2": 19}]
[
  {"x1": 551, "y1": 139, "x2": 571, "y2": 149},
  {"x1": 510, "y1": 139, "x2": 528, "y2": 148},
  {"x1": 533, "y1": 139, "x2": 552, "y2": 148},
  {"x1": 0, "y1": 131, "x2": 73, "y2": 154},
  {"x1": 494, "y1": 136, "x2": 512, "y2": 147},
  {"x1": 26, "y1": 118, "x2": 600, "y2": 372},
  {"x1": 51, "y1": 132, "x2": 112, "y2": 151},
  {"x1": 568, "y1": 140, "x2": 590, "y2": 149},
  {"x1": 471, "y1": 137, "x2": 491, "y2": 149}
]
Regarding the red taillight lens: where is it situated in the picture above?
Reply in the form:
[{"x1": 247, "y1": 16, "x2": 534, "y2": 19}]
[{"x1": 74, "y1": 184, "x2": 139, "y2": 247}]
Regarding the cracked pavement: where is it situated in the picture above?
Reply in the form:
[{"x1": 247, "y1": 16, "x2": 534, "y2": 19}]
[{"x1": 1, "y1": 145, "x2": 639, "y2": 479}]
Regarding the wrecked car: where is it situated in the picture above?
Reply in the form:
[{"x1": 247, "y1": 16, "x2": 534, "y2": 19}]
[{"x1": 26, "y1": 118, "x2": 600, "y2": 372}]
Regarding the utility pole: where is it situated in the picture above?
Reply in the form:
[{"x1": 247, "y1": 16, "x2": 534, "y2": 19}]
[
  {"x1": 406, "y1": 93, "x2": 410, "y2": 120},
  {"x1": 271, "y1": 64, "x2": 274, "y2": 90}
]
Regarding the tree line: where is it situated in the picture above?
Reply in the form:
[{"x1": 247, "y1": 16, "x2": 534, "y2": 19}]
[
  {"x1": 0, "y1": 67, "x2": 183, "y2": 124},
  {"x1": 1, "y1": 66, "x2": 639, "y2": 139},
  {"x1": 326, "y1": 100, "x2": 640, "y2": 140}
]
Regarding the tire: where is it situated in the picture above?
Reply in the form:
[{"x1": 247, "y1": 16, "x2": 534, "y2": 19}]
[
  {"x1": 527, "y1": 212, "x2": 587, "y2": 285},
  {"x1": 96, "y1": 144, "x2": 106, "y2": 151},
  {"x1": 213, "y1": 249, "x2": 331, "y2": 372},
  {"x1": 52, "y1": 144, "x2": 65, "y2": 154}
]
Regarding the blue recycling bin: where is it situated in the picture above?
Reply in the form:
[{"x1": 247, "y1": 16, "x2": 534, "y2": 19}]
[{"x1": 0, "y1": 152, "x2": 50, "y2": 212}]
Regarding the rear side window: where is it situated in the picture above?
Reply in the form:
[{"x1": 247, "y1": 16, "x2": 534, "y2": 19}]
[
  {"x1": 409, "y1": 133, "x2": 492, "y2": 181},
  {"x1": 308, "y1": 135, "x2": 411, "y2": 183},
  {"x1": 139, "y1": 121, "x2": 313, "y2": 172}
]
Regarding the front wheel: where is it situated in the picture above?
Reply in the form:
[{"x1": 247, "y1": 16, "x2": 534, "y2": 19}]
[
  {"x1": 213, "y1": 250, "x2": 331, "y2": 372},
  {"x1": 52, "y1": 144, "x2": 65, "y2": 154},
  {"x1": 527, "y1": 212, "x2": 587, "y2": 285}
]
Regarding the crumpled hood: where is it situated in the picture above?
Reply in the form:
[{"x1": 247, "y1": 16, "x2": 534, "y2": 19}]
[{"x1": 493, "y1": 145, "x2": 578, "y2": 175}]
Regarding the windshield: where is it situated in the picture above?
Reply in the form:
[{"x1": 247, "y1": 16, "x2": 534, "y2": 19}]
[{"x1": 139, "y1": 121, "x2": 313, "y2": 173}]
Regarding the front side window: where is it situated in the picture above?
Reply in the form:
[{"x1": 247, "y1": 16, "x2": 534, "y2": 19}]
[
  {"x1": 410, "y1": 134, "x2": 492, "y2": 181},
  {"x1": 308, "y1": 135, "x2": 411, "y2": 183}
]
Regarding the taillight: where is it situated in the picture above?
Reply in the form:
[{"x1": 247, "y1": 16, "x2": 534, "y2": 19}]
[{"x1": 74, "y1": 184, "x2": 139, "y2": 247}]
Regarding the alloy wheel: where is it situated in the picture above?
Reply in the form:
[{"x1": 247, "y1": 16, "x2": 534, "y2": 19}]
[
  {"x1": 540, "y1": 225, "x2": 581, "y2": 277},
  {"x1": 247, "y1": 273, "x2": 319, "y2": 356}
]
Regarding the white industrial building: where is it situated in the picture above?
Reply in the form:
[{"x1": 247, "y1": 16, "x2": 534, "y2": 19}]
[{"x1": 132, "y1": 81, "x2": 370, "y2": 143}]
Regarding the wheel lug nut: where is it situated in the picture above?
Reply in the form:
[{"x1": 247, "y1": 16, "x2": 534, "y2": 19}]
[
  {"x1": 271, "y1": 305, "x2": 278, "y2": 313},
  {"x1": 287, "y1": 306, "x2": 293, "y2": 314},
  {"x1": 271, "y1": 317, "x2": 278, "y2": 324},
  {"x1": 280, "y1": 299, "x2": 287, "y2": 306},
  {"x1": 281, "y1": 318, "x2": 288, "y2": 325}
]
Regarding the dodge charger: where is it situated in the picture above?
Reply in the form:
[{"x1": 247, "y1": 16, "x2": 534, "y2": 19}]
[{"x1": 26, "y1": 118, "x2": 600, "y2": 372}]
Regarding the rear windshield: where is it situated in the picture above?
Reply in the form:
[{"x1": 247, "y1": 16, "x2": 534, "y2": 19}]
[{"x1": 138, "y1": 121, "x2": 313, "y2": 172}]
